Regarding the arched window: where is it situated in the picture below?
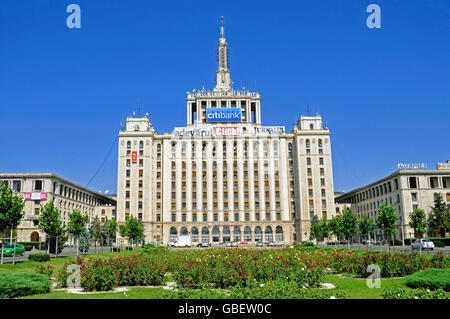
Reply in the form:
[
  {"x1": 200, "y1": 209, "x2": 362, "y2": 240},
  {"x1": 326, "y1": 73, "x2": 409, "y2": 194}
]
[
  {"x1": 265, "y1": 226, "x2": 273, "y2": 242},
  {"x1": 170, "y1": 227, "x2": 177, "y2": 242},
  {"x1": 244, "y1": 226, "x2": 252, "y2": 242},
  {"x1": 202, "y1": 227, "x2": 209, "y2": 243},
  {"x1": 233, "y1": 226, "x2": 241, "y2": 242},
  {"x1": 223, "y1": 226, "x2": 231, "y2": 241},
  {"x1": 191, "y1": 227, "x2": 198, "y2": 242},
  {"x1": 181, "y1": 142, "x2": 186, "y2": 157},
  {"x1": 202, "y1": 142, "x2": 207, "y2": 158},
  {"x1": 275, "y1": 226, "x2": 283, "y2": 242},
  {"x1": 212, "y1": 226, "x2": 220, "y2": 242},
  {"x1": 127, "y1": 141, "x2": 131, "y2": 149},
  {"x1": 180, "y1": 227, "x2": 188, "y2": 236},
  {"x1": 254, "y1": 226, "x2": 262, "y2": 242}
]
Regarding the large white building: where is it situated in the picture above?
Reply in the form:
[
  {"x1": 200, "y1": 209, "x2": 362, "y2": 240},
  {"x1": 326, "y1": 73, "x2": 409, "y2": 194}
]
[
  {"x1": 117, "y1": 18, "x2": 336, "y2": 245},
  {"x1": 0, "y1": 173, "x2": 116, "y2": 242},
  {"x1": 335, "y1": 161, "x2": 450, "y2": 240}
]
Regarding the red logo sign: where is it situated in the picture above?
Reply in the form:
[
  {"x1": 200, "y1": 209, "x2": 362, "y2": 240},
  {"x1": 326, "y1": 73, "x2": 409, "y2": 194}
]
[
  {"x1": 132, "y1": 151, "x2": 137, "y2": 162},
  {"x1": 215, "y1": 127, "x2": 240, "y2": 136}
]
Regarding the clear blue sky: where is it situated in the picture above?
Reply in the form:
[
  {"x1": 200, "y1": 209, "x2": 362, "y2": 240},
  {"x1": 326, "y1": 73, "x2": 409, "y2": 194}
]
[{"x1": 1, "y1": 0, "x2": 449, "y2": 194}]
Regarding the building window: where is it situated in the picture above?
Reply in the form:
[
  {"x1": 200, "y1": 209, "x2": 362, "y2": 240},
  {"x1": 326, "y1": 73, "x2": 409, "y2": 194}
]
[{"x1": 34, "y1": 180, "x2": 43, "y2": 191}]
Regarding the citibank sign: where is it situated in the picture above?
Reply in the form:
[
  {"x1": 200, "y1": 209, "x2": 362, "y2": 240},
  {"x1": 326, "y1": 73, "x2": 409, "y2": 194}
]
[{"x1": 206, "y1": 108, "x2": 241, "y2": 122}]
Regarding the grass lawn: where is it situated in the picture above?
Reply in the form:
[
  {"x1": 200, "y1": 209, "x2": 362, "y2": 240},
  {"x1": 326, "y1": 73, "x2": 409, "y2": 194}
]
[
  {"x1": 21, "y1": 287, "x2": 175, "y2": 299},
  {"x1": 320, "y1": 274, "x2": 414, "y2": 299}
]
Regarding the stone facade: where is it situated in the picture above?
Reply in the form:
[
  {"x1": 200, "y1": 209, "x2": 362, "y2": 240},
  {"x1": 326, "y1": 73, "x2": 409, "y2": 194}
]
[
  {"x1": 116, "y1": 19, "x2": 336, "y2": 246},
  {"x1": 0, "y1": 173, "x2": 116, "y2": 242},
  {"x1": 335, "y1": 165, "x2": 450, "y2": 240}
]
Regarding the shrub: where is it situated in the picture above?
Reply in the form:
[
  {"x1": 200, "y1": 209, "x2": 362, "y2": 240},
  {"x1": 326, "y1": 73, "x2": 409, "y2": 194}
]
[
  {"x1": 35, "y1": 264, "x2": 54, "y2": 278},
  {"x1": 125, "y1": 246, "x2": 133, "y2": 251},
  {"x1": 405, "y1": 269, "x2": 450, "y2": 291},
  {"x1": 28, "y1": 253, "x2": 50, "y2": 262},
  {"x1": 382, "y1": 287, "x2": 448, "y2": 299},
  {"x1": 434, "y1": 241, "x2": 445, "y2": 248},
  {"x1": 0, "y1": 272, "x2": 51, "y2": 298},
  {"x1": 391, "y1": 239, "x2": 403, "y2": 246},
  {"x1": 112, "y1": 247, "x2": 121, "y2": 252},
  {"x1": 18, "y1": 242, "x2": 44, "y2": 251},
  {"x1": 228, "y1": 280, "x2": 347, "y2": 299}
]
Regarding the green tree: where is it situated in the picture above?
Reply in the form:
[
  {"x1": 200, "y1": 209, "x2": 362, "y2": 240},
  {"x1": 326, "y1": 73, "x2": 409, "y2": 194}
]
[
  {"x1": 319, "y1": 217, "x2": 331, "y2": 241},
  {"x1": 329, "y1": 214, "x2": 344, "y2": 242},
  {"x1": 310, "y1": 215, "x2": 321, "y2": 241},
  {"x1": 89, "y1": 217, "x2": 107, "y2": 245},
  {"x1": 67, "y1": 209, "x2": 88, "y2": 239},
  {"x1": 119, "y1": 216, "x2": 144, "y2": 245},
  {"x1": 340, "y1": 207, "x2": 358, "y2": 244},
  {"x1": 408, "y1": 208, "x2": 428, "y2": 238},
  {"x1": 376, "y1": 202, "x2": 399, "y2": 249},
  {"x1": 430, "y1": 194, "x2": 450, "y2": 237},
  {"x1": 358, "y1": 216, "x2": 375, "y2": 244},
  {"x1": 0, "y1": 183, "x2": 25, "y2": 241},
  {"x1": 105, "y1": 219, "x2": 118, "y2": 243},
  {"x1": 38, "y1": 201, "x2": 66, "y2": 254}
]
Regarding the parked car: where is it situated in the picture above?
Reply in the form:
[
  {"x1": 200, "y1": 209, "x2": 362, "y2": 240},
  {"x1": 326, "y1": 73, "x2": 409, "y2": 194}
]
[
  {"x1": 226, "y1": 241, "x2": 232, "y2": 247},
  {"x1": 411, "y1": 239, "x2": 435, "y2": 250},
  {"x1": 1, "y1": 244, "x2": 25, "y2": 256},
  {"x1": 197, "y1": 242, "x2": 211, "y2": 248},
  {"x1": 64, "y1": 241, "x2": 72, "y2": 247},
  {"x1": 256, "y1": 241, "x2": 264, "y2": 247},
  {"x1": 231, "y1": 241, "x2": 238, "y2": 247},
  {"x1": 268, "y1": 241, "x2": 275, "y2": 247},
  {"x1": 273, "y1": 241, "x2": 284, "y2": 247}
]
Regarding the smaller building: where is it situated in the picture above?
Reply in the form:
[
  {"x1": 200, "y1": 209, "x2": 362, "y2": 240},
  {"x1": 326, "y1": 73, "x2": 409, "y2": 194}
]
[
  {"x1": 0, "y1": 173, "x2": 116, "y2": 242},
  {"x1": 335, "y1": 162, "x2": 450, "y2": 240}
]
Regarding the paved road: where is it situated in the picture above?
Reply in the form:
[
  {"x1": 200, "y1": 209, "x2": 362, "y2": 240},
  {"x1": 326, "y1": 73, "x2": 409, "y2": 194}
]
[
  {"x1": 0, "y1": 246, "x2": 117, "y2": 264},
  {"x1": 317, "y1": 244, "x2": 450, "y2": 256}
]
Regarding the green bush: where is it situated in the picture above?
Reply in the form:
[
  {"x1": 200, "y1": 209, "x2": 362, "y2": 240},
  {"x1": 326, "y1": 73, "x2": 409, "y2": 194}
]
[
  {"x1": 125, "y1": 246, "x2": 133, "y2": 251},
  {"x1": 391, "y1": 239, "x2": 403, "y2": 246},
  {"x1": 112, "y1": 247, "x2": 121, "y2": 252},
  {"x1": 18, "y1": 242, "x2": 44, "y2": 251},
  {"x1": 382, "y1": 287, "x2": 449, "y2": 299},
  {"x1": 0, "y1": 272, "x2": 51, "y2": 298},
  {"x1": 434, "y1": 241, "x2": 445, "y2": 248},
  {"x1": 28, "y1": 253, "x2": 50, "y2": 262},
  {"x1": 35, "y1": 264, "x2": 54, "y2": 278},
  {"x1": 405, "y1": 269, "x2": 450, "y2": 291}
]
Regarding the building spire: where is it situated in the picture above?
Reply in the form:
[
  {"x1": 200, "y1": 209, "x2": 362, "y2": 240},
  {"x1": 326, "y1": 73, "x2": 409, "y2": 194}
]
[
  {"x1": 215, "y1": 16, "x2": 232, "y2": 91},
  {"x1": 220, "y1": 16, "x2": 225, "y2": 41}
]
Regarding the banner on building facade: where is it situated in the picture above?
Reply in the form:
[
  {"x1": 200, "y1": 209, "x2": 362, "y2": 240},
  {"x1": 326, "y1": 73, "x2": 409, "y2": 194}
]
[
  {"x1": 253, "y1": 126, "x2": 285, "y2": 136},
  {"x1": 24, "y1": 193, "x2": 48, "y2": 200},
  {"x1": 206, "y1": 108, "x2": 241, "y2": 122}
]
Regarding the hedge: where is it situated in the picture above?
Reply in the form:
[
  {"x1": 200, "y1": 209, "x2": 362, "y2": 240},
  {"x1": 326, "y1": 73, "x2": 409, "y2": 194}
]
[
  {"x1": 0, "y1": 272, "x2": 51, "y2": 298},
  {"x1": 405, "y1": 269, "x2": 450, "y2": 291},
  {"x1": 28, "y1": 253, "x2": 50, "y2": 262},
  {"x1": 404, "y1": 237, "x2": 450, "y2": 246},
  {"x1": 18, "y1": 242, "x2": 45, "y2": 251}
]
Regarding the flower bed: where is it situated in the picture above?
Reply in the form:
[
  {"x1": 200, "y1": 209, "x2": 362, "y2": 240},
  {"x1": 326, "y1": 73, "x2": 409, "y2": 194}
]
[{"x1": 57, "y1": 254, "x2": 167, "y2": 291}]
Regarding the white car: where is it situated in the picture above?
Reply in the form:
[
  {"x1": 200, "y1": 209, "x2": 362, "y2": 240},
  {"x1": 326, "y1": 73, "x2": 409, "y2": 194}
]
[{"x1": 411, "y1": 239, "x2": 435, "y2": 250}]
